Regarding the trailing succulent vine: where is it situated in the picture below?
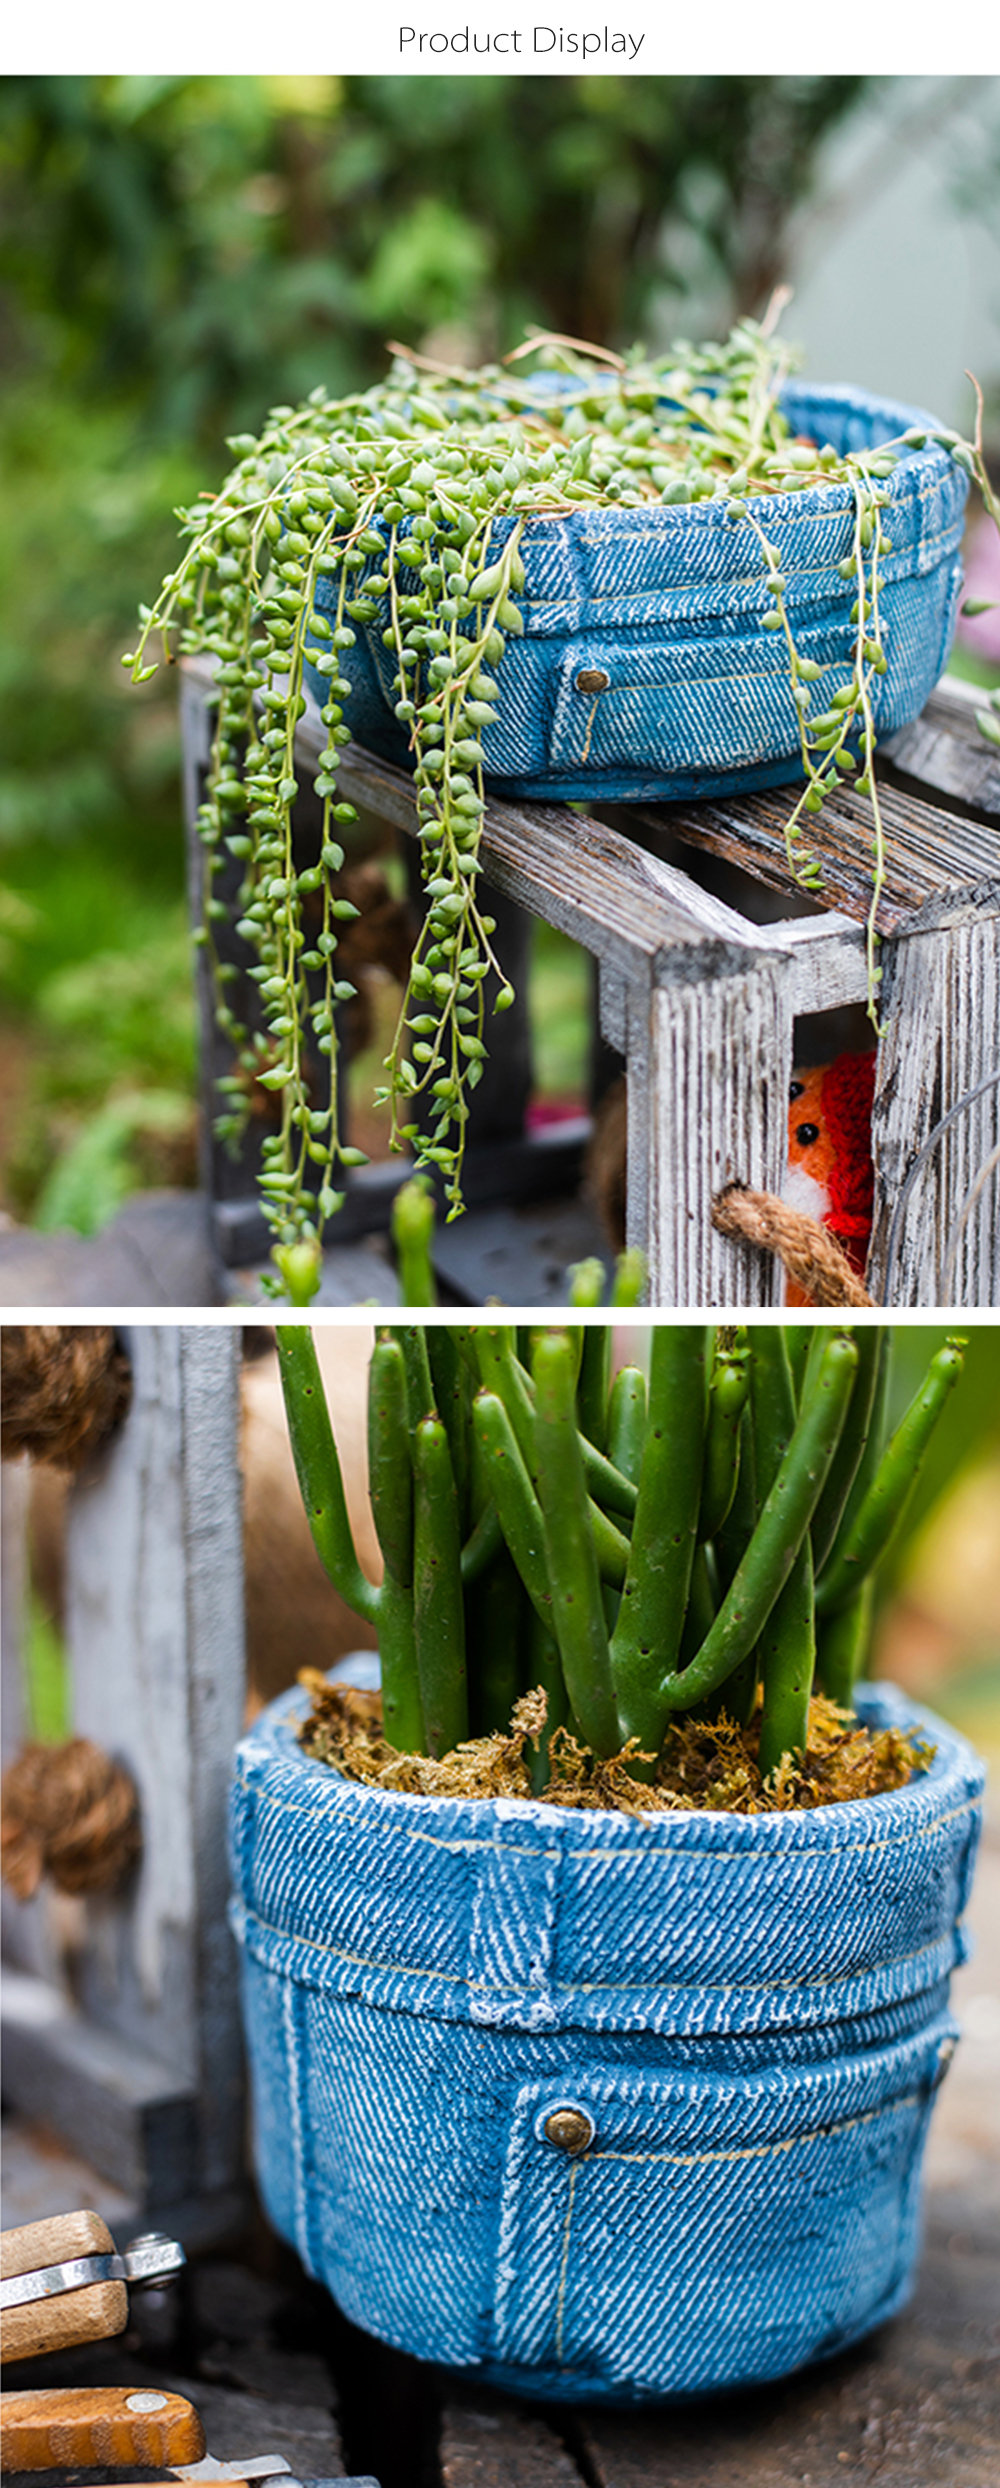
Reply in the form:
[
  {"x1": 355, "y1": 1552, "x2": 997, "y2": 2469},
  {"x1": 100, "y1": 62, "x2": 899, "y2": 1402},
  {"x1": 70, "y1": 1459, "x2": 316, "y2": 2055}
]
[
  {"x1": 277, "y1": 1321, "x2": 964, "y2": 1797},
  {"x1": 129, "y1": 318, "x2": 999, "y2": 1302}
]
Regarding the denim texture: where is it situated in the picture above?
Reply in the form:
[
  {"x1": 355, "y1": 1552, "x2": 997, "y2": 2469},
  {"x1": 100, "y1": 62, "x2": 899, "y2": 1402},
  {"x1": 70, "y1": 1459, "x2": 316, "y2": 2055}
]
[
  {"x1": 229, "y1": 1681, "x2": 984, "y2": 2402},
  {"x1": 308, "y1": 385, "x2": 967, "y2": 805}
]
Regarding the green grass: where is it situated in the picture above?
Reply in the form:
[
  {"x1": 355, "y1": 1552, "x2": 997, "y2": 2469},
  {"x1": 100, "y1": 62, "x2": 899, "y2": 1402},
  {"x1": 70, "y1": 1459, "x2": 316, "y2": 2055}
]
[{"x1": 23, "y1": 1592, "x2": 70, "y2": 1743}]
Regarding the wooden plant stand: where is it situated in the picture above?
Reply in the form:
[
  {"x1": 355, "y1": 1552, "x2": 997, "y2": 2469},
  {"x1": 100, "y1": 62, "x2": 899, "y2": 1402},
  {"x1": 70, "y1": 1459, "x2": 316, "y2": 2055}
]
[{"x1": 180, "y1": 661, "x2": 1000, "y2": 1306}]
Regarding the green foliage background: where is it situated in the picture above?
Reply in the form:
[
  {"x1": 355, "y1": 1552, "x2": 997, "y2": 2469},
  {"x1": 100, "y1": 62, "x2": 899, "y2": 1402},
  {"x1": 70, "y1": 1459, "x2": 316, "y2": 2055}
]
[{"x1": 0, "y1": 71, "x2": 868, "y2": 1224}]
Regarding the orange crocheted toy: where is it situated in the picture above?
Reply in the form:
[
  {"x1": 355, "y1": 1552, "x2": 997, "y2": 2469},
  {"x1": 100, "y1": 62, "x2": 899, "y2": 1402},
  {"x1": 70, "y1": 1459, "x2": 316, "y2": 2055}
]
[{"x1": 783, "y1": 1051, "x2": 876, "y2": 1308}]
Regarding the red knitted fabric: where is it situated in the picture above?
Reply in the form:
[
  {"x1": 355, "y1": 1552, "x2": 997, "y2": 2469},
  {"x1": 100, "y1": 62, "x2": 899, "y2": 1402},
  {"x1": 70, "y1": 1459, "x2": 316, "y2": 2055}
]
[{"x1": 820, "y1": 1052, "x2": 876, "y2": 1272}]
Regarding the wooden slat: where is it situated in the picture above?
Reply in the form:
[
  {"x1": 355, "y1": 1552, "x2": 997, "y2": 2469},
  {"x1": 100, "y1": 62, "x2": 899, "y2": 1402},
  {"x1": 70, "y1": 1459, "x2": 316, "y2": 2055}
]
[
  {"x1": 642, "y1": 965, "x2": 792, "y2": 1305},
  {"x1": 868, "y1": 916, "x2": 1000, "y2": 1305},
  {"x1": 441, "y1": 2395, "x2": 580, "y2": 2488},
  {"x1": 882, "y1": 677, "x2": 1000, "y2": 822},
  {"x1": 627, "y1": 769, "x2": 1000, "y2": 938}
]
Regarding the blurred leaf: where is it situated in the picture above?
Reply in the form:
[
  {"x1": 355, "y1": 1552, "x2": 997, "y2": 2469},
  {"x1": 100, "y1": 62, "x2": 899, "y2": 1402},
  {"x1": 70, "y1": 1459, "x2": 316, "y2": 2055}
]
[{"x1": 34, "y1": 1088, "x2": 194, "y2": 1233}]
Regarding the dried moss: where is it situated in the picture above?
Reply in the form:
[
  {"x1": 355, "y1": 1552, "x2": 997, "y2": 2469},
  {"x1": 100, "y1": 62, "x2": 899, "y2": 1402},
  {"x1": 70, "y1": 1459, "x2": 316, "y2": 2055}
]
[{"x1": 297, "y1": 1673, "x2": 930, "y2": 1815}]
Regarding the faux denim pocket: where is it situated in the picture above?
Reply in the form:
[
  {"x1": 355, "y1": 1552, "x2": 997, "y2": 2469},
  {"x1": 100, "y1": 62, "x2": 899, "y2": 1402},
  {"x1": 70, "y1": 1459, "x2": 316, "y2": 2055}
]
[
  {"x1": 544, "y1": 626, "x2": 856, "y2": 779},
  {"x1": 491, "y1": 2020, "x2": 954, "y2": 2396}
]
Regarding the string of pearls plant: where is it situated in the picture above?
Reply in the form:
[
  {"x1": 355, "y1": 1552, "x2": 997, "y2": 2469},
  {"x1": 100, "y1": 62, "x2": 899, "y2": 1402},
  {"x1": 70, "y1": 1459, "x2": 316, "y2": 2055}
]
[{"x1": 128, "y1": 316, "x2": 998, "y2": 1303}]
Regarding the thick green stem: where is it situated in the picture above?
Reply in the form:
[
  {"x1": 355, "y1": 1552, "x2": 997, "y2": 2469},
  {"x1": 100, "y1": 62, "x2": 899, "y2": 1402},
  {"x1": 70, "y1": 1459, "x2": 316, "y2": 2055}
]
[
  {"x1": 460, "y1": 1500, "x2": 504, "y2": 1586},
  {"x1": 368, "y1": 1333, "x2": 413, "y2": 1588},
  {"x1": 472, "y1": 1390, "x2": 553, "y2": 1629},
  {"x1": 750, "y1": 1326, "x2": 799, "y2": 1493},
  {"x1": 699, "y1": 1348, "x2": 750, "y2": 1541},
  {"x1": 816, "y1": 1578, "x2": 874, "y2": 1708},
  {"x1": 525, "y1": 1608, "x2": 568, "y2": 1791},
  {"x1": 472, "y1": 1327, "x2": 638, "y2": 1519},
  {"x1": 757, "y1": 1536, "x2": 815, "y2": 1781},
  {"x1": 427, "y1": 1323, "x2": 471, "y2": 1531},
  {"x1": 391, "y1": 1175, "x2": 437, "y2": 1308},
  {"x1": 276, "y1": 1326, "x2": 380, "y2": 1627},
  {"x1": 662, "y1": 1330, "x2": 858, "y2": 1714},
  {"x1": 713, "y1": 1406, "x2": 759, "y2": 1725},
  {"x1": 377, "y1": 1568, "x2": 424, "y2": 1754},
  {"x1": 609, "y1": 1326, "x2": 708, "y2": 1750},
  {"x1": 412, "y1": 1414, "x2": 468, "y2": 1756},
  {"x1": 606, "y1": 1366, "x2": 647, "y2": 1485},
  {"x1": 816, "y1": 1341, "x2": 964, "y2": 1618},
  {"x1": 679, "y1": 1543, "x2": 718, "y2": 1671},
  {"x1": 576, "y1": 1325, "x2": 611, "y2": 1451},
  {"x1": 785, "y1": 1324, "x2": 814, "y2": 1405},
  {"x1": 810, "y1": 1326, "x2": 881, "y2": 1575},
  {"x1": 395, "y1": 1323, "x2": 436, "y2": 1427},
  {"x1": 466, "y1": 1541, "x2": 526, "y2": 1736},
  {"x1": 532, "y1": 1331, "x2": 619, "y2": 1757},
  {"x1": 366, "y1": 1332, "x2": 425, "y2": 1752}
]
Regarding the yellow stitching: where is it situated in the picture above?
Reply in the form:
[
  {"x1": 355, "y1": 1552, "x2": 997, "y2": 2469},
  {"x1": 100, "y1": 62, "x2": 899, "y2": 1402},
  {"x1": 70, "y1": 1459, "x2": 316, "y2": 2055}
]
[
  {"x1": 402, "y1": 1791, "x2": 977, "y2": 1866},
  {"x1": 580, "y1": 699, "x2": 600, "y2": 763},
  {"x1": 518, "y1": 489, "x2": 961, "y2": 612},
  {"x1": 237, "y1": 1898, "x2": 959, "y2": 2007},
  {"x1": 563, "y1": 1927, "x2": 959, "y2": 2001},
  {"x1": 240, "y1": 1771, "x2": 977, "y2": 1880},
  {"x1": 582, "y1": 2086, "x2": 923, "y2": 2169},
  {"x1": 554, "y1": 2161, "x2": 578, "y2": 2363}
]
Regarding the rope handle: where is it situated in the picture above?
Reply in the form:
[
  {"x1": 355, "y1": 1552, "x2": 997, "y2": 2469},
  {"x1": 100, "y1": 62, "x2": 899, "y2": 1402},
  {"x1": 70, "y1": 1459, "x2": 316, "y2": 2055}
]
[{"x1": 712, "y1": 1185, "x2": 874, "y2": 1308}]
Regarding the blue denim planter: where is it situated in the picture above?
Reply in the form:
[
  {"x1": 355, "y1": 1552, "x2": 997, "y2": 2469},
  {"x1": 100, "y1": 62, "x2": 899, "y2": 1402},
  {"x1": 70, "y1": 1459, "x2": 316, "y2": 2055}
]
[
  {"x1": 229, "y1": 1681, "x2": 984, "y2": 2404},
  {"x1": 307, "y1": 385, "x2": 968, "y2": 805}
]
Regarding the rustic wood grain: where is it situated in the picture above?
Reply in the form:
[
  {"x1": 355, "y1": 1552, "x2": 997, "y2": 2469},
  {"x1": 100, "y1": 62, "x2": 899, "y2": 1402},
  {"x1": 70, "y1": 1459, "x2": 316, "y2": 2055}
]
[
  {"x1": 0, "y1": 1331, "x2": 249, "y2": 2217},
  {"x1": 180, "y1": 660, "x2": 999, "y2": 1306},
  {"x1": 0, "y1": 2387, "x2": 205, "y2": 2472},
  {"x1": 441, "y1": 2395, "x2": 580, "y2": 2488}
]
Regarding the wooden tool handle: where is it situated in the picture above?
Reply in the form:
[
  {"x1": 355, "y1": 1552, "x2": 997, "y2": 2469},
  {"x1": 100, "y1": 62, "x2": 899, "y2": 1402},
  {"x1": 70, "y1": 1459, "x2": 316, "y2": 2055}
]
[
  {"x1": 0, "y1": 2386, "x2": 207, "y2": 2470},
  {"x1": 0, "y1": 2281, "x2": 127, "y2": 2365},
  {"x1": 0, "y1": 2215, "x2": 127, "y2": 2366},
  {"x1": 0, "y1": 2214, "x2": 113, "y2": 2280}
]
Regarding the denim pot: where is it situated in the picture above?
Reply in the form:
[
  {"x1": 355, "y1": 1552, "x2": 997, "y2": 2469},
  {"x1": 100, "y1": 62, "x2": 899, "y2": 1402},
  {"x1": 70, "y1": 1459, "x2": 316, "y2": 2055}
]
[
  {"x1": 307, "y1": 384, "x2": 968, "y2": 805},
  {"x1": 229, "y1": 1679, "x2": 984, "y2": 2405}
]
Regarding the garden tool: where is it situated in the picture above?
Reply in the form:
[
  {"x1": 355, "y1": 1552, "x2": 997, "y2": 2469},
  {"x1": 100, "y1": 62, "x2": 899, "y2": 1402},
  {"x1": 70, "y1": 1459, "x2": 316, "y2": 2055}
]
[
  {"x1": 1, "y1": 2215, "x2": 186, "y2": 2367},
  {"x1": 0, "y1": 2223, "x2": 375, "y2": 2488},
  {"x1": 0, "y1": 2384, "x2": 373, "y2": 2488}
]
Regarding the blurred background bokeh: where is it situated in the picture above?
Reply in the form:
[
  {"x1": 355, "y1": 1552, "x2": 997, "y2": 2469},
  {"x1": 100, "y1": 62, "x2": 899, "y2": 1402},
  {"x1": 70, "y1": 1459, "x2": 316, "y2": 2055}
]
[{"x1": 1, "y1": 73, "x2": 998, "y2": 1243}]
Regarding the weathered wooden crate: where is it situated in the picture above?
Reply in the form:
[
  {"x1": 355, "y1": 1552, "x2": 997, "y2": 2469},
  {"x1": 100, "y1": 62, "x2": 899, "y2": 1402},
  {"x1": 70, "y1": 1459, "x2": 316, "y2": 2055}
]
[
  {"x1": 1, "y1": 1329, "x2": 247, "y2": 2238},
  {"x1": 180, "y1": 661, "x2": 1000, "y2": 1306}
]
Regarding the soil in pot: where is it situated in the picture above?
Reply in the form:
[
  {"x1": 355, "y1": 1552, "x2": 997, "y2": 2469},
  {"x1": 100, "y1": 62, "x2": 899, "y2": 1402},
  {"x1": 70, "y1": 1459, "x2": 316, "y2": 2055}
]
[{"x1": 298, "y1": 1670, "x2": 929, "y2": 1815}]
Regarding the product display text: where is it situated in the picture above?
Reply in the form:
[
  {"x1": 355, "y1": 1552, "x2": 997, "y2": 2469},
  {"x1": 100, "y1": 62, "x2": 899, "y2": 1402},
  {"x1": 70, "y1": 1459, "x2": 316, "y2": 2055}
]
[{"x1": 399, "y1": 24, "x2": 646, "y2": 55}]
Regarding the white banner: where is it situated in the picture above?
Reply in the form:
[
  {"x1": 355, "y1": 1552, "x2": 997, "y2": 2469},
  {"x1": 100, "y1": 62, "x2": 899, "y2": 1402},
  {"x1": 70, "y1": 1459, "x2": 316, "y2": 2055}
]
[{"x1": 5, "y1": 2, "x2": 999, "y2": 75}]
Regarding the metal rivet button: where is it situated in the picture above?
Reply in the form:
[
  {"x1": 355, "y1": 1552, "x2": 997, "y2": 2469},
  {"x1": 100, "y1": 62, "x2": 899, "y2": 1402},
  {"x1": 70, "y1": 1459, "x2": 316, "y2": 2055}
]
[
  {"x1": 574, "y1": 667, "x2": 610, "y2": 695},
  {"x1": 543, "y1": 2106, "x2": 595, "y2": 2154}
]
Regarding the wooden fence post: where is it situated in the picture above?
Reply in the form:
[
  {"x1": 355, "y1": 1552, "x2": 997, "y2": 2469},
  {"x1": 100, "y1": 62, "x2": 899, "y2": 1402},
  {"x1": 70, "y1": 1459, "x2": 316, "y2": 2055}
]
[{"x1": 2, "y1": 1325, "x2": 247, "y2": 2232}]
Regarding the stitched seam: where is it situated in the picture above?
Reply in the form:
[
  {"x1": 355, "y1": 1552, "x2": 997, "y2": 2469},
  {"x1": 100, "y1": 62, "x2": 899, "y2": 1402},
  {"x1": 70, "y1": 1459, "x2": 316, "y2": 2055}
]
[
  {"x1": 519, "y1": 489, "x2": 961, "y2": 607},
  {"x1": 578, "y1": 2087, "x2": 923, "y2": 2171},
  {"x1": 554, "y1": 2162, "x2": 578, "y2": 2364},
  {"x1": 544, "y1": 529, "x2": 963, "y2": 614},
  {"x1": 236, "y1": 1901, "x2": 957, "y2": 2005},
  {"x1": 401, "y1": 1793, "x2": 978, "y2": 1865},
  {"x1": 238, "y1": 1769, "x2": 978, "y2": 1868},
  {"x1": 588, "y1": 624, "x2": 956, "y2": 700}
]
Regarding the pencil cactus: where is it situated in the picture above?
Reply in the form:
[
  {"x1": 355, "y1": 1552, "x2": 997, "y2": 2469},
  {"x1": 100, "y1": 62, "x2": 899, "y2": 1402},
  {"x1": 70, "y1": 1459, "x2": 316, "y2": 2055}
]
[{"x1": 277, "y1": 1321, "x2": 963, "y2": 1783}]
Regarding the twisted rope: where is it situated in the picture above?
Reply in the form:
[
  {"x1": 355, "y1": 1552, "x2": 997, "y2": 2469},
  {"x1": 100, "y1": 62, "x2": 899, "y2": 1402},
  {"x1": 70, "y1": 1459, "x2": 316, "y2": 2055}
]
[
  {"x1": 712, "y1": 1186, "x2": 874, "y2": 1308},
  {"x1": 1, "y1": 1738, "x2": 141, "y2": 1902},
  {"x1": 1, "y1": 1328, "x2": 131, "y2": 1470}
]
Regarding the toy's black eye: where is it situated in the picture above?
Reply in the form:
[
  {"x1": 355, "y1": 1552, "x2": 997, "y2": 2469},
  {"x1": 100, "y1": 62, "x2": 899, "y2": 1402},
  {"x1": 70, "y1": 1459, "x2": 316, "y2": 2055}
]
[
  {"x1": 789, "y1": 1079, "x2": 805, "y2": 1100},
  {"x1": 796, "y1": 1123, "x2": 820, "y2": 1148}
]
